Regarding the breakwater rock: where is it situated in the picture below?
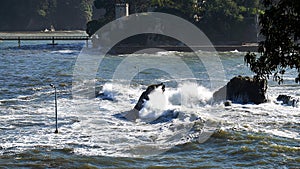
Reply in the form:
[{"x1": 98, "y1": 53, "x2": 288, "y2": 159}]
[
  {"x1": 276, "y1": 95, "x2": 299, "y2": 107},
  {"x1": 213, "y1": 76, "x2": 267, "y2": 104}
]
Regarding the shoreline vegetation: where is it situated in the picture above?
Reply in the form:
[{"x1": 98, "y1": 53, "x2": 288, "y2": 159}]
[{"x1": 0, "y1": 0, "x2": 261, "y2": 45}]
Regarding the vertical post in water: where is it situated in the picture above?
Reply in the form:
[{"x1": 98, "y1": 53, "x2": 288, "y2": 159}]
[
  {"x1": 52, "y1": 36, "x2": 55, "y2": 47},
  {"x1": 18, "y1": 37, "x2": 21, "y2": 48},
  {"x1": 50, "y1": 84, "x2": 58, "y2": 133},
  {"x1": 54, "y1": 86, "x2": 58, "y2": 133}
]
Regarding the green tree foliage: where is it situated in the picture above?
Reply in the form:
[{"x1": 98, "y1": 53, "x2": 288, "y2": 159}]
[
  {"x1": 244, "y1": 0, "x2": 300, "y2": 84},
  {"x1": 86, "y1": 20, "x2": 102, "y2": 36},
  {"x1": 0, "y1": 0, "x2": 36, "y2": 29},
  {"x1": 152, "y1": 0, "x2": 198, "y2": 21},
  {"x1": 80, "y1": 0, "x2": 93, "y2": 24},
  {"x1": 198, "y1": 0, "x2": 244, "y2": 39},
  {"x1": 196, "y1": 0, "x2": 261, "y2": 42},
  {"x1": 36, "y1": 0, "x2": 57, "y2": 28},
  {"x1": 201, "y1": 0, "x2": 243, "y2": 22},
  {"x1": 87, "y1": 0, "x2": 262, "y2": 43},
  {"x1": 0, "y1": 0, "x2": 93, "y2": 31},
  {"x1": 53, "y1": 0, "x2": 94, "y2": 29},
  {"x1": 94, "y1": 0, "x2": 115, "y2": 20},
  {"x1": 87, "y1": 0, "x2": 151, "y2": 36},
  {"x1": 87, "y1": 0, "x2": 125, "y2": 36}
]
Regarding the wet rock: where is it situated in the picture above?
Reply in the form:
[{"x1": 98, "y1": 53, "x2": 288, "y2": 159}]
[
  {"x1": 276, "y1": 95, "x2": 299, "y2": 107},
  {"x1": 213, "y1": 76, "x2": 267, "y2": 104},
  {"x1": 224, "y1": 100, "x2": 232, "y2": 107},
  {"x1": 96, "y1": 93, "x2": 114, "y2": 101},
  {"x1": 114, "y1": 83, "x2": 166, "y2": 122},
  {"x1": 134, "y1": 83, "x2": 165, "y2": 111}
]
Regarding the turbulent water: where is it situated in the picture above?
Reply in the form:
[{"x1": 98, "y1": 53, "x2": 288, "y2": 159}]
[{"x1": 0, "y1": 39, "x2": 299, "y2": 168}]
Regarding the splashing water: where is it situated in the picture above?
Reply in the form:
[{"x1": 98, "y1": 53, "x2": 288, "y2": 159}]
[
  {"x1": 139, "y1": 86, "x2": 167, "y2": 122},
  {"x1": 67, "y1": 82, "x2": 219, "y2": 157},
  {"x1": 1, "y1": 45, "x2": 299, "y2": 167}
]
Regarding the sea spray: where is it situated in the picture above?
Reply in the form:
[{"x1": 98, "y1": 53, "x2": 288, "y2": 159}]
[
  {"x1": 138, "y1": 82, "x2": 213, "y2": 123},
  {"x1": 167, "y1": 82, "x2": 213, "y2": 108},
  {"x1": 101, "y1": 83, "x2": 115, "y2": 100},
  {"x1": 139, "y1": 85, "x2": 167, "y2": 122}
]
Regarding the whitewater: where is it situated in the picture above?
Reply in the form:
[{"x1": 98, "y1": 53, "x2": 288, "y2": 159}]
[{"x1": 0, "y1": 40, "x2": 299, "y2": 168}]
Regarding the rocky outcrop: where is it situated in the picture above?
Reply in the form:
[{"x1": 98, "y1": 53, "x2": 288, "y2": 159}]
[
  {"x1": 224, "y1": 100, "x2": 232, "y2": 107},
  {"x1": 134, "y1": 83, "x2": 165, "y2": 111},
  {"x1": 116, "y1": 83, "x2": 166, "y2": 122},
  {"x1": 276, "y1": 95, "x2": 299, "y2": 107},
  {"x1": 213, "y1": 76, "x2": 267, "y2": 104}
]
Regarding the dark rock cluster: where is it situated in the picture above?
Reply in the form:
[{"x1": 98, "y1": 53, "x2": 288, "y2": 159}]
[
  {"x1": 213, "y1": 76, "x2": 268, "y2": 104},
  {"x1": 276, "y1": 95, "x2": 299, "y2": 107}
]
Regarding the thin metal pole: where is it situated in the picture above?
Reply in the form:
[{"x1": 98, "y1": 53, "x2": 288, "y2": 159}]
[
  {"x1": 50, "y1": 84, "x2": 58, "y2": 133},
  {"x1": 54, "y1": 87, "x2": 58, "y2": 133}
]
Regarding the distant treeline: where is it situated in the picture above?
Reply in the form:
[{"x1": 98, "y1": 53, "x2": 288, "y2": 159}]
[
  {"x1": 88, "y1": 0, "x2": 262, "y2": 44},
  {"x1": 0, "y1": 0, "x2": 94, "y2": 31},
  {"x1": 0, "y1": 0, "x2": 261, "y2": 43}
]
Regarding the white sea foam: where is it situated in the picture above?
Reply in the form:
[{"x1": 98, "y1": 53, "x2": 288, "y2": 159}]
[
  {"x1": 51, "y1": 50, "x2": 76, "y2": 54},
  {"x1": 1, "y1": 48, "x2": 300, "y2": 158},
  {"x1": 56, "y1": 82, "x2": 219, "y2": 156},
  {"x1": 139, "y1": 87, "x2": 167, "y2": 122},
  {"x1": 3, "y1": 79, "x2": 299, "y2": 157},
  {"x1": 229, "y1": 49, "x2": 243, "y2": 53}
]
